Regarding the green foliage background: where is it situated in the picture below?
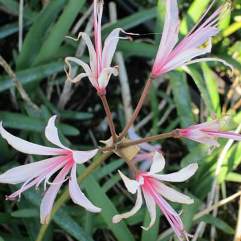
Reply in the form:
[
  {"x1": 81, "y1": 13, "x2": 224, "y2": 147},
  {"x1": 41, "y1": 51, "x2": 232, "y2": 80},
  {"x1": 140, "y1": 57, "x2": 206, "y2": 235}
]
[{"x1": 0, "y1": 0, "x2": 240, "y2": 240}]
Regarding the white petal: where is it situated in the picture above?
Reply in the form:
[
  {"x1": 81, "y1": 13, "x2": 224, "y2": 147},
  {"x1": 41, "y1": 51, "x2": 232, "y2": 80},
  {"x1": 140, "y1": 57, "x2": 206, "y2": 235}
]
[
  {"x1": 102, "y1": 28, "x2": 122, "y2": 68},
  {"x1": 156, "y1": 182, "x2": 193, "y2": 204},
  {"x1": 69, "y1": 164, "x2": 101, "y2": 212},
  {"x1": 149, "y1": 152, "x2": 165, "y2": 174},
  {"x1": 98, "y1": 67, "x2": 118, "y2": 89},
  {"x1": 118, "y1": 170, "x2": 139, "y2": 194},
  {"x1": 40, "y1": 165, "x2": 71, "y2": 224},
  {"x1": 65, "y1": 57, "x2": 93, "y2": 84},
  {"x1": 141, "y1": 191, "x2": 156, "y2": 230},
  {"x1": 45, "y1": 116, "x2": 68, "y2": 149},
  {"x1": 72, "y1": 149, "x2": 98, "y2": 164},
  {"x1": 78, "y1": 32, "x2": 97, "y2": 73},
  {"x1": 0, "y1": 122, "x2": 62, "y2": 156},
  {"x1": 112, "y1": 188, "x2": 142, "y2": 223},
  {"x1": 164, "y1": 38, "x2": 212, "y2": 71},
  {"x1": 153, "y1": 163, "x2": 198, "y2": 182},
  {"x1": 0, "y1": 156, "x2": 65, "y2": 184}
]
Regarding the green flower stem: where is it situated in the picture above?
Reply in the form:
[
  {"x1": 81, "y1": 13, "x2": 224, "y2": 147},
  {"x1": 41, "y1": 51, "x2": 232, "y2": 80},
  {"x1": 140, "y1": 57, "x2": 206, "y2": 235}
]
[{"x1": 35, "y1": 152, "x2": 112, "y2": 241}]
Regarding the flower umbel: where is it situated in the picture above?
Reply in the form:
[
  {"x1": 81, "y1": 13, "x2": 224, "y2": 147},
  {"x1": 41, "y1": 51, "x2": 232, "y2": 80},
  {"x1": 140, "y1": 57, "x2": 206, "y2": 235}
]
[
  {"x1": 65, "y1": 0, "x2": 129, "y2": 95},
  {"x1": 113, "y1": 152, "x2": 198, "y2": 241},
  {"x1": 178, "y1": 120, "x2": 241, "y2": 149},
  {"x1": 151, "y1": 0, "x2": 230, "y2": 78},
  {"x1": 0, "y1": 116, "x2": 101, "y2": 224}
]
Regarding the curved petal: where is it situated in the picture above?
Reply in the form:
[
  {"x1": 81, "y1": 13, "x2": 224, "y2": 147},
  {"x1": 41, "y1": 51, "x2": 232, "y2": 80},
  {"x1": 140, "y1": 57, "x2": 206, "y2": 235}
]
[
  {"x1": 118, "y1": 170, "x2": 139, "y2": 194},
  {"x1": 0, "y1": 123, "x2": 62, "y2": 156},
  {"x1": 156, "y1": 182, "x2": 193, "y2": 204},
  {"x1": 45, "y1": 116, "x2": 68, "y2": 150},
  {"x1": 141, "y1": 190, "x2": 156, "y2": 230},
  {"x1": 153, "y1": 163, "x2": 198, "y2": 182},
  {"x1": 65, "y1": 57, "x2": 94, "y2": 85},
  {"x1": 112, "y1": 188, "x2": 142, "y2": 223},
  {"x1": 152, "y1": 0, "x2": 179, "y2": 75},
  {"x1": 204, "y1": 130, "x2": 241, "y2": 141},
  {"x1": 149, "y1": 152, "x2": 165, "y2": 174},
  {"x1": 72, "y1": 149, "x2": 98, "y2": 164},
  {"x1": 78, "y1": 32, "x2": 97, "y2": 73},
  {"x1": 164, "y1": 38, "x2": 212, "y2": 72},
  {"x1": 0, "y1": 156, "x2": 66, "y2": 184},
  {"x1": 102, "y1": 28, "x2": 123, "y2": 68},
  {"x1": 69, "y1": 164, "x2": 101, "y2": 212},
  {"x1": 40, "y1": 164, "x2": 71, "y2": 224},
  {"x1": 98, "y1": 67, "x2": 118, "y2": 89}
]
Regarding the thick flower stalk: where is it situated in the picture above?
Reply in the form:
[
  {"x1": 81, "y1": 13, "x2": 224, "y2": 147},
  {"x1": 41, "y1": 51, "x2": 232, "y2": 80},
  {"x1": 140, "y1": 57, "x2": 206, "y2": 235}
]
[
  {"x1": 113, "y1": 152, "x2": 198, "y2": 241},
  {"x1": 0, "y1": 116, "x2": 101, "y2": 224},
  {"x1": 151, "y1": 0, "x2": 229, "y2": 78},
  {"x1": 65, "y1": 0, "x2": 128, "y2": 95},
  {"x1": 178, "y1": 120, "x2": 241, "y2": 149}
]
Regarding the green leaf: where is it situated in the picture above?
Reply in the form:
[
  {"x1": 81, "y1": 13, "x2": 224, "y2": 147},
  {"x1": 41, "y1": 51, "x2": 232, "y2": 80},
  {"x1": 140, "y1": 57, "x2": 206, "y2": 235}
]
[
  {"x1": 0, "y1": 112, "x2": 79, "y2": 136},
  {"x1": 169, "y1": 71, "x2": 195, "y2": 127},
  {"x1": 197, "y1": 215, "x2": 234, "y2": 235},
  {"x1": 201, "y1": 63, "x2": 221, "y2": 116},
  {"x1": 225, "y1": 172, "x2": 241, "y2": 183},
  {"x1": 11, "y1": 209, "x2": 38, "y2": 218},
  {"x1": 102, "y1": 8, "x2": 156, "y2": 37},
  {"x1": 34, "y1": 0, "x2": 85, "y2": 65},
  {"x1": 16, "y1": 0, "x2": 66, "y2": 69},
  {"x1": 23, "y1": 190, "x2": 93, "y2": 241},
  {"x1": 180, "y1": 0, "x2": 212, "y2": 34},
  {"x1": 119, "y1": 41, "x2": 156, "y2": 59},
  {"x1": 79, "y1": 166, "x2": 135, "y2": 241},
  {"x1": 183, "y1": 66, "x2": 214, "y2": 114},
  {"x1": 141, "y1": 209, "x2": 160, "y2": 241},
  {"x1": 0, "y1": 61, "x2": 64, "y2": 93},
  {"x1": 0, "y1": 0, "x2": 35, "y2": 20},
  {"x1": 169, "y1": 71, "x2": 196, "y2": 150}
]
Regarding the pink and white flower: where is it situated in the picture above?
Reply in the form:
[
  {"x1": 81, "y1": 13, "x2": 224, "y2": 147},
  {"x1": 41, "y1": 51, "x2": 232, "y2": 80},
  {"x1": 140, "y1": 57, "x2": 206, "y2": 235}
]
[
  {"x1": 113, "y1": 152, "x2": 198, "y2": 241},
  {"x1": 178, "y1": 120, "x2": 241, "y2": 148},
  {"x1": 0, "y1": 116, "x2": 101, "y2": 224},
  {"x1": 151, "y1": 0, "x2": 229, "y2": 78},
  {"x1": 65, "y1": 0, "x2": 128, "y2": 95}
]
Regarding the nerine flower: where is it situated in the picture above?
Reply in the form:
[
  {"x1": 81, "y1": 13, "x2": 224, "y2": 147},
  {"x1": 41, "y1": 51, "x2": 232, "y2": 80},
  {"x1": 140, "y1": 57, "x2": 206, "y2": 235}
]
[
  {"x1": 128, "y1": 128, "x2": 161, "y2": 170},
  {"x1": 65, "y1": 0, "x2": 127, "y2": 95},
  {"x1": 151, "y1": 0, "x2": 229, "y2": 78},
  {"x1": 178, "y1": 120, "x2": 241, "y2": 148},
  {"x1": 113, "y1": 152, "x2": 198, "y2": 241},
  {"x1": 0, "y1": 116, "x2": 101, "y2": 224}
]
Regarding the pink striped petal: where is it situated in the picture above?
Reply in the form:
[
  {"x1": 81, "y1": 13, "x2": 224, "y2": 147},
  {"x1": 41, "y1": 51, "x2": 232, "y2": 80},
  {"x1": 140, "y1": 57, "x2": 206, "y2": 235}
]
[
  {"x1": 141, "y1": 190, "x2": 156, "y2": 230},
  {"x1": 40, "y1": 165, "x2": 71, "y2": 224},
  {"x1": 153, "y1": 163, "x2": 198, "y2": 182},
  {"x1": 45, "y1": 116, "x2": 68, "y2": 150},
  {"x1": 0, "y1": 123, "x2": 62, "y2": 156},
  {"x1": 112, "y1": 188, "x2": 142, "y2": 223},
  {"x1": 72, "y1": 149, "x2": 98, "y2": 164},
  {"x1": 69, "y1": 164, "x2": 101, "y2": 212},
  {"x1": 0, "y1": 156, "x2": 66, "y2": 184},
  {"x1": 204, "y1": 130, "x2": 241, "y2": 141},
  {"x1": 152, "y1": 0, "x2": 179, "y2": 75}
]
